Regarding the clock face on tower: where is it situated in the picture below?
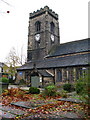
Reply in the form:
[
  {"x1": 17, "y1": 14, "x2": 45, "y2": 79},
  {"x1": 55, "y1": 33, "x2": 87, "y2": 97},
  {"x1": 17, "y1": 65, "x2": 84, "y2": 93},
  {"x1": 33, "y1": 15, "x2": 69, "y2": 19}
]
[
  {"x1": 35, "y1": 34, "x2": 40, "y2": 41},
  {"x1": 50, "y1": 34, "x2": 55, "y2": 42}
]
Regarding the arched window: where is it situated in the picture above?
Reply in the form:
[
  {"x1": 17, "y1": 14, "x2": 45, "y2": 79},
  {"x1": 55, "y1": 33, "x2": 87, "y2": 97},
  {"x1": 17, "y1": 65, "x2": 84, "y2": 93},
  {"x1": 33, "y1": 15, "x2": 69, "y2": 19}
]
[
  {"x1": 50, "y1": 22, "x2": 55, "y2": 33},
  {"x1": 35, "y1": 21, "x2": 41, "y2": 32}
]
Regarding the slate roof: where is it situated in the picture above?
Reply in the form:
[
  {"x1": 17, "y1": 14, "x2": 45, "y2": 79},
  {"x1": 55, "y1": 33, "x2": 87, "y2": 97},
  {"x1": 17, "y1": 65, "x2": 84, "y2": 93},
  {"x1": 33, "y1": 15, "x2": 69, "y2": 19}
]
[
  {"x1": 17, "y1": 38, "x2": 90, "y2": 71},
  {"x1": 47, "y1": 38, "x2": 90, "y2": 58},
  {"x1": 38, "y1": 70, "x2": 53, "y2": 77},
  {"x1": 17, "y1": 52, "x2": 90, "y2": 71}
]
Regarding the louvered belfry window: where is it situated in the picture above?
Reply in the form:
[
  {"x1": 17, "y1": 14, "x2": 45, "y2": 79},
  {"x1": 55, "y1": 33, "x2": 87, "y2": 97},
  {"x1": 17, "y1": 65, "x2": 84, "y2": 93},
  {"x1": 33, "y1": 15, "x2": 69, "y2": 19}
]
[
  {"x1": 50, "y1": 22, "x2": 55, "y2": 33},
  {"x1": 35, "y1": 21, "x2": 41, "y2": 32}
]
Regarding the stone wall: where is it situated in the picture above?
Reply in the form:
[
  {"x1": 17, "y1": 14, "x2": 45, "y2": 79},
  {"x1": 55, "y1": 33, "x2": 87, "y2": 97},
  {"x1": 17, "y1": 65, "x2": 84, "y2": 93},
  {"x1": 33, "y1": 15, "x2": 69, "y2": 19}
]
[
  {"x1": 27, "y1": 6, "x2": 60, "y2": 61},
  {"x1": 55, "y1": 66, "x2": 89, "y2": 84}
]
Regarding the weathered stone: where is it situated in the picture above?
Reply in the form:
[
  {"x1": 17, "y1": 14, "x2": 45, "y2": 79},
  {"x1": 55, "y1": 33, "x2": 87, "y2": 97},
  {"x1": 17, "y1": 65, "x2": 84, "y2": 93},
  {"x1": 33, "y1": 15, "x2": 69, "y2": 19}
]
[
  {"x1": 0, "y1": 105, "x2": 25, "y2": 115},
  {"x1": 57, "y1": 98, "x2": 83, "y2": 103},
  {"x1": 11, "y1": 101, "x2": 32, "y2": 109},
  {"x1": 21, "y1": 112, "x2": 82, "y2": 120},
  {"x1": 11, "y1": 101, "x2": 43, "y2": 109},
  {"x1": 11, "y1": 100, "x2": 56, "y2": 109},
  {"x1": 27, "y1": 6, "x2": 60, "y2": 61},
  {"x1": 0, "y1": 109, "x2": 16, "y2": 119},
  {"x1": 63, "y1": 112, "x2": 80, "y2": 118}
]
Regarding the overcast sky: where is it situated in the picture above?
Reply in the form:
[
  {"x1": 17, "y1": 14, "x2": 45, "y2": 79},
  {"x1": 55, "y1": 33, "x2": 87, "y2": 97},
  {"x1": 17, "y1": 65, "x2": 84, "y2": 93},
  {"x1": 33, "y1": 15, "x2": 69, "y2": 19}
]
[{"x1": 0, "y1": 0, "x2": 89, "y2": 63}]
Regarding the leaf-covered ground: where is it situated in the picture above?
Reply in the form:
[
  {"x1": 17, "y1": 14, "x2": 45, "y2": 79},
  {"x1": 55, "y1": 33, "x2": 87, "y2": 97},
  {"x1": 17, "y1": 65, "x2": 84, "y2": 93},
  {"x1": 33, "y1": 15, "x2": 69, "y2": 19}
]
[{"x1": 0, "y1": 88, "x2": 89, "y2": 120}]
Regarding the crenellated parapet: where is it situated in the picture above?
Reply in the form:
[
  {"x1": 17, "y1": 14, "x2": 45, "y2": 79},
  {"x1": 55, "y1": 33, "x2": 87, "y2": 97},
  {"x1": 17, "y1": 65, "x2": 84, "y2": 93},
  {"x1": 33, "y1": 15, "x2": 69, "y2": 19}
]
[{"x1": 29, "y1": 6, "x2": 58, "y2": 20}]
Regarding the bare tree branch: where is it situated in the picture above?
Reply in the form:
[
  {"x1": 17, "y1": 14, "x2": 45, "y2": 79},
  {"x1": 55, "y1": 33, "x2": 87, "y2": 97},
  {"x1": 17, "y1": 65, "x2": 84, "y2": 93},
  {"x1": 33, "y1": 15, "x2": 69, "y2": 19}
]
[{"x1": 1, "y1": 0, "x2": 12, "y2": 6}]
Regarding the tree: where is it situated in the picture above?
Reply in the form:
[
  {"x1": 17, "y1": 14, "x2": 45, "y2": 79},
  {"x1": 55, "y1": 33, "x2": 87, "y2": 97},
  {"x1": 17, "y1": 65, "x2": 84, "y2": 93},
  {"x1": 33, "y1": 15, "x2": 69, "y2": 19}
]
[
  {"x1": 5, "y1": 47, "x2": 26, "y2": 78},
  {"x1": 5, "y1": 47, "x2": 20, "y2": 77},
  {"x1": 5, "y1": 47, "x2": 26, "y2": 79},
  {"x1": 19, "y1": 45, "x2": 27, "y2": 65}
]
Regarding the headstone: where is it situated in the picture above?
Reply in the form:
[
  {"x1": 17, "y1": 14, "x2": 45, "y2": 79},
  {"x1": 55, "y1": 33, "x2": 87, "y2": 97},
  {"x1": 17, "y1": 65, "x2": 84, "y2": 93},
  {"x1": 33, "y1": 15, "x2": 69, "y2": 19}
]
[
  {"x1": 0, "y1": 105, "x2": 26, "y2": 119},
  {"x1": 0, "y1": 106, "x2": 25, "y2": 115},
  {"x1": 0, "y1": 109, "x2": 16, "y2": 119},
  {"x1": 57, "y1": 98, "x2": 83, "y2": 103},
  {"x1": 11, "y1": 100, "x2": 56, "y2": 109}
]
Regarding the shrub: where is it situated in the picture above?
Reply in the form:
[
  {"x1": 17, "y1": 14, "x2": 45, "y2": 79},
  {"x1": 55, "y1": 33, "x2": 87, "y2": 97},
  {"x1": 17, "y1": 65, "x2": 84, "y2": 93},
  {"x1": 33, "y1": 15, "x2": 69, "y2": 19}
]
[
  {"x1": 75, "y1": 82, "x2": 84, "y2": 94},
  {"x1": 29, "y1": 87, "x2": 40, "y2": 94},
  {"x1": 19, "y1": 79, "x2": 26, "y2": 85},
  {"x1": 9, "y1": 77, "x2": 14, "y2": 83},
  {"x1": 63, "y1": 83, "x2": 75, "y2": 92},
  {"x1": 59, "y1": 89, "x2": 68, "y2": 98},
  {"x1": 0, "y1": 77, "x2": 9, "y2": 83},
  {"x1": 75, "y1": 70, "x2": 90, "y2": 104},
  {"x1": 9, "y1": 78, "x2": 13, "y2": 83},
  {"x1": 43, "y1": 85, "x2": 57, "y2": 97},
  {"x1": 75, "y1": 73, "x2": 89, "y2": 95}
]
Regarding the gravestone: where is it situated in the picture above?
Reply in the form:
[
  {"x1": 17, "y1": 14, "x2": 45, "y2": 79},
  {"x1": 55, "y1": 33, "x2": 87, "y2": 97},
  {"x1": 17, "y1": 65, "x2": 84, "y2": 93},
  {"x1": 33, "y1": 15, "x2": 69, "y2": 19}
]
[
  {"x1": 31, "y1": 76, "x2": 40, "y2": 87},
  {"x1": 0, "y1": 105, "x2": 26, "y2": 119}
]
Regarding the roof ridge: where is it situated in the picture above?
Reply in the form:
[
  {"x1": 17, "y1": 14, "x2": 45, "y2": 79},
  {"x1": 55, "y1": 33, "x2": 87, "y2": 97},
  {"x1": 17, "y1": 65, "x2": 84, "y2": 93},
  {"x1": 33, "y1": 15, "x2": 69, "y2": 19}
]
[{"x1": 60, "y1": 38, "x2": 89, "y2": 45}]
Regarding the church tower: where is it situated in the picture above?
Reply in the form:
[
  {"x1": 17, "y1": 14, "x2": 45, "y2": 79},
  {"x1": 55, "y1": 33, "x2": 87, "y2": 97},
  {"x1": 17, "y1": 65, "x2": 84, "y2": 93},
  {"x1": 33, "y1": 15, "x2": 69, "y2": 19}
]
[{"x1": 27, "y1": 6, "x2": 60, "y2": 61}]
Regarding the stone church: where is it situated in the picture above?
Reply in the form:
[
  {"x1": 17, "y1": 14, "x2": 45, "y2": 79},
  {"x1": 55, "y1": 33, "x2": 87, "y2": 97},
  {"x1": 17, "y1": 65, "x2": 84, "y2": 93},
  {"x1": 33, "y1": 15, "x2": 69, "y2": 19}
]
[{"x1": 17, "y1": 6, "x2": 90, "y2": 87}]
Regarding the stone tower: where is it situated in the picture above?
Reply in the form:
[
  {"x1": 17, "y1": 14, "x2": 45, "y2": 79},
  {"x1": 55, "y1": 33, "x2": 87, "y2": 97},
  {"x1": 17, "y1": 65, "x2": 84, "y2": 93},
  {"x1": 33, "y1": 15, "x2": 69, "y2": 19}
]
[{"x1": 27, "y1": 6, "x2": 60, "y2": 61}]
